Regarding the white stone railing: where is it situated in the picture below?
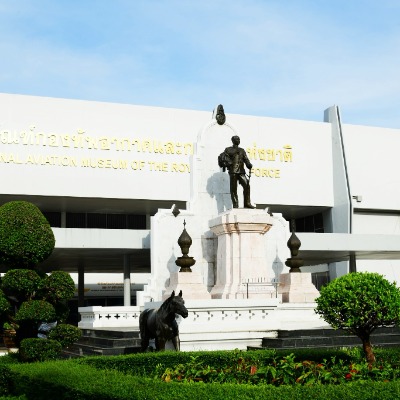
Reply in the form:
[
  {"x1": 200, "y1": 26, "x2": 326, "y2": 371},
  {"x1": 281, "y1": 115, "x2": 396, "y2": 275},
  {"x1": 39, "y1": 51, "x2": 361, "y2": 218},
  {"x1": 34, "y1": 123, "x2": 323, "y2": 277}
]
[{"x1": 78, "y1": 306, "x2": 141, "y2": 329}]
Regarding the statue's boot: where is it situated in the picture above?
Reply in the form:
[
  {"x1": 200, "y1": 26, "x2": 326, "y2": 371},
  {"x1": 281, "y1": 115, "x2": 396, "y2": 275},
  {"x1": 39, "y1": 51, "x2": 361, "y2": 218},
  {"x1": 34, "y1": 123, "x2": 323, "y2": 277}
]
[
  {"x1": 244, "y1": 187, "x2": 255, "y2": 209},
  {"x1": 231, "y1": 193, "x2": 239, "y2": 208}
]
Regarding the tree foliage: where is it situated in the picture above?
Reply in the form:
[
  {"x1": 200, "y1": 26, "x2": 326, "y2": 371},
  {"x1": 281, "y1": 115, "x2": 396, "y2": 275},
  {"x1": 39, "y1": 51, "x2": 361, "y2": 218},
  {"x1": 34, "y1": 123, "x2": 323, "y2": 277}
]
[
  {"x1": 0, "y1": 201, "x2": 80, "y2": 355},
  {"x1": 2, "y1": 269, "x2": 42, "y2": 301},
  {"x1": 48, "y1": 323, "x2": 82, "y2": 348},
  {"x1": 41, "y1": 271, "x2": 76, "y2": 302},
  {"x1": 315, "y1": 272, "x2": 400, "y2": 364},
  {"x1": 0, "y1": 201, "x2": 55, "y2": 268},
  {"x1": 15, "y1": 300, "x2": 56, "y2": 323}
]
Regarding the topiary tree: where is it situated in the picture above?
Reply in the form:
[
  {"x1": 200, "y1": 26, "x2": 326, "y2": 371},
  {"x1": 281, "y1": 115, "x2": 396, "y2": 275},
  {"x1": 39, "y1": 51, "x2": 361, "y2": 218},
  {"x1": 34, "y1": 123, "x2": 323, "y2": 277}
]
[
  {"x1": 0, "y1": 201, "x2": 55, "y2": 268},
  {"x1": 0, "y1": 201, "x2": 81, "y2": 355},
  {"x1": 48, "y1": 324, "x2": 82, "y2": 348},
  {"x1": 15, "y1": 300, "x2": 56, "y2": 344},
  {"x1": 40, "y1": 271, "x2": 76, "y2": 303},
  {"x1": 315, "y1": 272, "x2": 400, "y2": 365},
  {"x1": 2, "y1": 269, "x2": 43, "y2": 302}
]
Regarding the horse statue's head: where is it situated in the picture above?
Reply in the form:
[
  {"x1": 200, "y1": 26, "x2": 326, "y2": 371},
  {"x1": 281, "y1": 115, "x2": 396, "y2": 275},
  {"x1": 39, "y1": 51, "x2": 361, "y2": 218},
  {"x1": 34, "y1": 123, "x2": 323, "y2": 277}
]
[{"x1": 167, "y1": 290, "x2": 188, "y2": 319}]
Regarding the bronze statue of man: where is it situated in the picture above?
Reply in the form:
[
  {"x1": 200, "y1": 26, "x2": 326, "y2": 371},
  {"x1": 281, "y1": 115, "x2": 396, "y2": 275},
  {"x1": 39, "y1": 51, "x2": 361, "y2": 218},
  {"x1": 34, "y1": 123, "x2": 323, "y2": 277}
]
[{"x1": 218, "y1": 135, "x2": 255, "y2": 209}]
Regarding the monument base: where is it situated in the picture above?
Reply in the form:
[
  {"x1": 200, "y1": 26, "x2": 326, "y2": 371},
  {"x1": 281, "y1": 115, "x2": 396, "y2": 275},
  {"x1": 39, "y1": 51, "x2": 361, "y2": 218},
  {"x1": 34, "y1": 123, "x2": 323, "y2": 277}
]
[
  {"x1": 209, "y1": 208, "x2": 275, "y2": 299},
  {"x1": 163, "y1": 271, "x2": 212, "y2": 300},
  {"x1": 279, "y1": 272, "x2": 319, "y2": 303}
]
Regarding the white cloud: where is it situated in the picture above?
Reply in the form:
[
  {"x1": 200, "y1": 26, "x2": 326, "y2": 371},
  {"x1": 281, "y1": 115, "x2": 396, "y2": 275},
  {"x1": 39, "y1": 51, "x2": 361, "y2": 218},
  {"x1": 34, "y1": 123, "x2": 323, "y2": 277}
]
[{"x1": 0, "y1": 1, "x2": 399, "y2": 128}]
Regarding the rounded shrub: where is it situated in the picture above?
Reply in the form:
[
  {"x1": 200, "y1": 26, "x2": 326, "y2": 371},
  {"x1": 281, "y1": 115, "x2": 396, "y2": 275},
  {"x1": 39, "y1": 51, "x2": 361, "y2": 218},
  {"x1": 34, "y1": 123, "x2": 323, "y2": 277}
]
[
  {"x1": 42, "y1": 271, "x2": 76, "y2": 302},
  {"x1": 15, "y1": 300, "x2": 56, "y2": 323},
  {"x1": 0, "y1": 201, "x2": 55, "y2": 268},
  {"x1": 48, "y1": 323, "x2": 82, "y2": 348},
  {"x1": 2, "y1": 269, "x2": 43, "y2": 300},
  {"x1": 0, "y1": 365, "x2": 14, "y2": 396},
  {"x1": 19, "y1": 338, "x2": 62, "y2": 362}
]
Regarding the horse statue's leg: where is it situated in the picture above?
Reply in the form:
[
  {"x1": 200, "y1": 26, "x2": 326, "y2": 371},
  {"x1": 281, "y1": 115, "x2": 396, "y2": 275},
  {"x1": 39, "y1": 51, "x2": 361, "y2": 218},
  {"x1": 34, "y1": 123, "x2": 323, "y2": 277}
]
[
  {"x1": 139, "y1": 309, "x2": 151, "y2": 352},
  {"x1": 141, "y1": 336, "x2": 150, "y2": 352},
  {"x1": 156, "y1": 337, "x2": 166, "y2": 351},
  {"x1": 172, "y1": 335, "x2": 180, "y2": 351}
]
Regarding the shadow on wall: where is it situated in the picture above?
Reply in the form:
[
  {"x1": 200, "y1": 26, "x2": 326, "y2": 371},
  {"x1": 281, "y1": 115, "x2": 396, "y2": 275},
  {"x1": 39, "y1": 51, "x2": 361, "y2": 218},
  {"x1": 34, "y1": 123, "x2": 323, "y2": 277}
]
[
  {"x1": 272, "y1": 252, "x2": 284, "y2": 281},
  {"x1": 206, "y1": 172, "x2": 232, "y2": 213},
  {"x1": 164, "y1": 251, "x2": 178, "y2": 288}
]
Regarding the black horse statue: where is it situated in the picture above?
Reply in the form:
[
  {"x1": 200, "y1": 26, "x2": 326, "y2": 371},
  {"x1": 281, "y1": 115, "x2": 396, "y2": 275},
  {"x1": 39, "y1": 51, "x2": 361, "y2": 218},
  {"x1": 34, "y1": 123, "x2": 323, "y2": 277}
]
[{"x1": 139, "y1": 290, "x2": 188, "y2": 351}]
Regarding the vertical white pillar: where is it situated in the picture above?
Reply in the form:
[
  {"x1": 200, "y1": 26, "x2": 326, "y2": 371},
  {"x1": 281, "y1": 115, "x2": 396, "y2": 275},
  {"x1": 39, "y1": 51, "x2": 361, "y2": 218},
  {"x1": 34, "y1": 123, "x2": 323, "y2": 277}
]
[{"x1": 123, "y1": 255, "x2": 131, "y2": 306}]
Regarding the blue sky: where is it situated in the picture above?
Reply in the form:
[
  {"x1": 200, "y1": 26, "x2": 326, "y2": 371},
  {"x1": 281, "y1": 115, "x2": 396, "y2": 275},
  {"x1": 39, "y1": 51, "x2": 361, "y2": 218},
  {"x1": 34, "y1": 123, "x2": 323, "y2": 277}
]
[{"x1": 0, "y1": 0, "x2": 399, "y2": 128}]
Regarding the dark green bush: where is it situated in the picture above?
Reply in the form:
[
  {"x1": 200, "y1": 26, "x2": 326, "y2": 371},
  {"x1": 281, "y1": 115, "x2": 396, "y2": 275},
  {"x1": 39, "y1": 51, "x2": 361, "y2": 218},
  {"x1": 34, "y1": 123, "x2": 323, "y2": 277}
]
[
  {"x1": 19, "y1": 338, "x2": 62, "y2": 362},
  {"x1": 53, "y1": 301, "x2": 70, "y2": 323},
  {"x1": 48, "y1": 324, "x2": 82, "y2": 348},
  {"x1": 1, "y1": 270, "x2": 42, "y2": 301},
  {"x1": 15, "y1": 300, "x2": 55, "y2": 323},
  {"x1": 0, "y1": 291, "x2": 11, "y2": 315},
  {"x1": 41, "y1": 271, "x2": 75, "y2": 303},
  {"x1": 0, "y1": 201, "x2": 55, "y2": 268},
  {"x1": 0, "y1": 365, "x2": 14, "y2": 396}
]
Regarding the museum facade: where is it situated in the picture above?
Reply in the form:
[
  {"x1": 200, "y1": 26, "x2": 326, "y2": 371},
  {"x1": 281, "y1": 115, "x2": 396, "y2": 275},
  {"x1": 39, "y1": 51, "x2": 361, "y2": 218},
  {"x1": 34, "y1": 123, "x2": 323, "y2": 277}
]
[{"x1": 1, "y1": 93, "x2": 400, "y2": 309}]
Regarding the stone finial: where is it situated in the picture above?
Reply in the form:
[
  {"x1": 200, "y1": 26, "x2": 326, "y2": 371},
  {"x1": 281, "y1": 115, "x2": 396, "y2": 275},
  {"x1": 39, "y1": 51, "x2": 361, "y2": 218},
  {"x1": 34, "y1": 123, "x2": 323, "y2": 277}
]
[
  {"x1": 171, "y1": 204, "x2": 180, "y2": 217},
  {"x1": 285, "y1": 219, "x2": 304, "y2": 273},
  {"x1": 215, "y1": 104, "x2": 226, "y2": 125},
  {"x1": 175, "y1": 220, "x2": 196, "y2": 272}
]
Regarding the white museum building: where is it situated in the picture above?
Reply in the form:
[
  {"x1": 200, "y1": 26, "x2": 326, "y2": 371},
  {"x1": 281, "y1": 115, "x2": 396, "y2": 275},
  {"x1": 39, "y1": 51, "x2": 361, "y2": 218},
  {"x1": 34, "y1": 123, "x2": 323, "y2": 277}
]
[{"x1": 1, "y1": 93, "x2": 400, "y2": 348}]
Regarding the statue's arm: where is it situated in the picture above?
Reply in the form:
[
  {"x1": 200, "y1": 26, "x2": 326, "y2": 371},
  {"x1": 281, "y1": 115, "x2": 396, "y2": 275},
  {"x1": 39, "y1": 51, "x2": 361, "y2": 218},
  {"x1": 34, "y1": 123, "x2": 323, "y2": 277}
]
[{"x1": 243, "y1": 150, "x2": 253, "y2": 170}]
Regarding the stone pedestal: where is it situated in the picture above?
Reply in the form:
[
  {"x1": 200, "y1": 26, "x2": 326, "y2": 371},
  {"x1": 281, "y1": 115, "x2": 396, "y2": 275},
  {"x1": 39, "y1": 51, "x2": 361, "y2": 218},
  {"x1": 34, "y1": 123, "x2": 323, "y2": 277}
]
[
  {"x1": 209, "y1": 208, "x2": 275, "y2": 299},
  {"x1": 278, "y1": 272, "x2": 319, "y2": 303},
  {"x1": 163, "y1": 271, "x2": 212, "y2": 300}
]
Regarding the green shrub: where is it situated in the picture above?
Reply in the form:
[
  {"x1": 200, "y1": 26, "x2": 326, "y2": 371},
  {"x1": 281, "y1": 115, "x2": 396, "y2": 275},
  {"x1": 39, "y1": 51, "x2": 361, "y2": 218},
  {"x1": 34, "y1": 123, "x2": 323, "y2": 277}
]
[
  {"x1": 315, "y1": 272, "x2": 400, "y2": 364},
  {"x1": 15, "y1": 300, "x2": 55, "y2": 323},
  {"x1": 1, "y1": 270, "x2": 42, "y2": 301},
  {"x1": 48, "y1": 324, "x2": 82, "y2": 348},
  {"x1": 0, "y1": 365, "x2": 14, "y2": 396},
  {"x1": 41, "y1": 271, "x2": 75, "y2": 303},
  {"x1": 53, "y1": 301, "x2": 70, "y2": 323},
  {"x1": 0, "y1": 291, "x2": 11, "y2": 315},
  {"x1": 19, "y1": 338, "x2": 62, "y2": 362},
  {"x1": 0, "y1": 201, "x2": 55, "y2": 268}
]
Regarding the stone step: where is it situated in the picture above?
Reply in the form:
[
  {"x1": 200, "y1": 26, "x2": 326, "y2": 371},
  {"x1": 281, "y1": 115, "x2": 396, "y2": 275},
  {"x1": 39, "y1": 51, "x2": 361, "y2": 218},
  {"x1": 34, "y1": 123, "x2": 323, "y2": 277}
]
[
  {"x1": 81, "y1": 329, "x2": 141, "y2": 339},
  {"x1": 257, "y1": 327, "x2": 400, "y2": 350},
  {"x1": 62, "y1": 328, "x2": 142, "y2": 358},
  {"x1": 64, "y1": 342, "x2": 142, "y2": 357},
  {"x1": 277, "y1": 326, "x2": 400, "y2": 339},
  {"x1": 78, "y1": 335, "x2": 140, "y2": 348}
]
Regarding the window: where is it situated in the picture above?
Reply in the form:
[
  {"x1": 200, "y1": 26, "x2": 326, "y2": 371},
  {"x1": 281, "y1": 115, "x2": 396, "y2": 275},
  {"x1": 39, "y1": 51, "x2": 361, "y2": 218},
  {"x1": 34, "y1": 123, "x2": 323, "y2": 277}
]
[
  {"x1": 42, "y1": 212, "x2": 62, "y2": 227},
  {"x1": 295, "y1": 213, "x2": 324, "y2": 233}
]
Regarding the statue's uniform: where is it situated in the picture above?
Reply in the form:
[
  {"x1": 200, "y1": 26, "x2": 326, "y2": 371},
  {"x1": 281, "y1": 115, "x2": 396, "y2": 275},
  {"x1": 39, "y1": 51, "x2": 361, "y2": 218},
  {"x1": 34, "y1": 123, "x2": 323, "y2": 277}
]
[{"x1": 223, "y1": 146, "x2": 253, "y2": 208}]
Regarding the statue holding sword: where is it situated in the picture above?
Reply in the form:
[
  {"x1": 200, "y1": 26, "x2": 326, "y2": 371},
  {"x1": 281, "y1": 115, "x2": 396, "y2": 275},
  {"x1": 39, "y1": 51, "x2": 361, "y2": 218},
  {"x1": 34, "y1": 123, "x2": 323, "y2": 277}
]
[{"x1": 218, "y1": 135, "x2": 255, "y2": 209}]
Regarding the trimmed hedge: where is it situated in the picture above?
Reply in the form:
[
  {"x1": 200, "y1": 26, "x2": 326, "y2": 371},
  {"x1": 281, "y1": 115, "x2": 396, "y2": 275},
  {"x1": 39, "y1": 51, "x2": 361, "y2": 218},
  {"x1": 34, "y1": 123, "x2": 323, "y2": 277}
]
[
  {"x1": 19, "y1": 339, "x2": 62, "y2": 362},
  {"x1": 8, "y1": 360, "x2": 400, "y2": 400},
  {"x1": 76, "y1": 348, "x2": 356, "y2": 376}
]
